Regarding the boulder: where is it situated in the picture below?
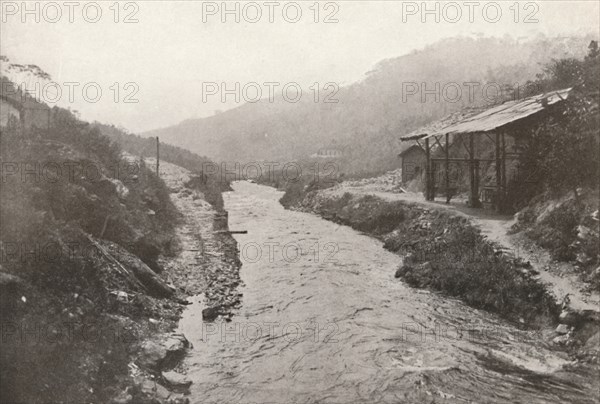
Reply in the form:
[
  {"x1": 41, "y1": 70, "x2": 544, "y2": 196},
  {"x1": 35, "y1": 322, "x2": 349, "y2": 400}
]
[
  {"x1": 559, "y1": 310, "x2": 581, "y2": 326},
  {"x1": 111, "y1": 390, "x2": 133, "y2": 404},
  {"x1": 164, "y1": 334, "x2": 189, "y2": 353},
  {"x1": 167, "y1": 394, "x2": 190, "y2": 404},
  {"x1": 202, "y1": 306, "x2": 221, "y2": 321},
  {"x1": 555, "y1": 324, "x2": 570, "y2": 335},
  {"x1": 137, "y1": 341, "x2": 167, "y2": 370},
  {"x1": 162, "y1": 371, "x2": 192, "y2": 391},
  {"x1": 552, "y1": 334, "x2": 570, "y2": 346},
  {"x1": 576, "y1": 252, "x2": 593, "y2": 266},
  {"x1": 103, "y1": 241, "x2": 172, "y2": 297},
  {"x1": 394, "y1": 265, "x2": 410, "y2": 278},
  {"x1": 108, "y1": 178, "x2": 129, "y2": 199},
  {"x1": 140, "y1": 379, "x2": 170, "y2": 401},
  {"x1": 584, "y1": 331, "x2": 600, "y2": 351},
  {"x1": 577, "y1": 225, "x2": 597, "y2": 241}
]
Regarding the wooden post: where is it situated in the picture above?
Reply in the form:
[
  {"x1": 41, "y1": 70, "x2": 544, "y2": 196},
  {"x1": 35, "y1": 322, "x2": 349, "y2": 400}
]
[
  {"x1": 501, "y1": 133, "x2": 507, "y2": 210},
  {"x1": 495, "y1": 132, "x2": 502, "y2": 212},
  {"x1": 156, "y1": 136, "x2": 160, "y2": 177},
  {"x1": 445, "y1": 133, "x2": 450, "y2": 203},
  {"x1": 469, "y1": 133, "x2": 480, "y2": 207},
  {"x1": 425, "y1": 137, "x2": 431, "y2": 200}
]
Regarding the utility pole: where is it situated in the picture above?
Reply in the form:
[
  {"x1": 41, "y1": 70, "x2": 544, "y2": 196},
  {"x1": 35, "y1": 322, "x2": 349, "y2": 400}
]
[{"x1": 156, "y1": 136, "x2": 160, "y2": 177}]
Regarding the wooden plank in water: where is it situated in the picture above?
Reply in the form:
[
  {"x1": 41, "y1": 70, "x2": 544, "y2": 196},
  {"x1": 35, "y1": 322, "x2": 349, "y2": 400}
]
[{"x1": 214, "y1": 230, "x2": 248, "y2": 234}]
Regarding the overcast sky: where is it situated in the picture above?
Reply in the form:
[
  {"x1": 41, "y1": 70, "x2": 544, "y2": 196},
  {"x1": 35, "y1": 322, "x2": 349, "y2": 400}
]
[{"x1": 1, "y1": 1, "x2": 599, "y2": 133}]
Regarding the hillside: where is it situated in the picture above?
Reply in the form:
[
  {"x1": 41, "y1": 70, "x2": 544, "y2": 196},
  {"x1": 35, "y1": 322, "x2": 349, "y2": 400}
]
[{"x1": 143, "y1": 35, "x2": 596, "y2": 173}]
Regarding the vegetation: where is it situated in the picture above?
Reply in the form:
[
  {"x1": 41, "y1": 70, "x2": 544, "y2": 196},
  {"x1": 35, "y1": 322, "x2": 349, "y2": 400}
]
[
  {"x1": 145, "y1": 35, "x2": 595, "y2": 176},
  {"x1": 300, "y1": 193, "x2": 559, "y2": 326},
  {"x1": 509, "y1": 43, "x2": 600, "y2": 289},
  {"x1": 0, "y1": 64, "x2": 227, "y2": 401},
  {"x1": 516, "y1": 41, "x2": 600, "y2": 202}
]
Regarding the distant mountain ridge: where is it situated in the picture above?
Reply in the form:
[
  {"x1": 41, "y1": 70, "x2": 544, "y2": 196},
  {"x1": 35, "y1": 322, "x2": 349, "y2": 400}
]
[{"x1": 142, "y1": 34, "x2": 596, "y2": 174}]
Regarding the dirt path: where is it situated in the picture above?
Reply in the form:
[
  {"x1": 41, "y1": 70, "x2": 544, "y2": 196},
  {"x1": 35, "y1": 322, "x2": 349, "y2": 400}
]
[
  {"x1": 148, "y1": 158, "x2": 242, "y2": 318},
  {"x1": 321, "y1": 184, "x2": 600, "y2": 313}
]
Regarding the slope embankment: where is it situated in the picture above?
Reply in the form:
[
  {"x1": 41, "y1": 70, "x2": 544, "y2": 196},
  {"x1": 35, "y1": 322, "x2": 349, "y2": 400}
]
[{"x1": 284, "y1": 186, "x2": 599, "y2": 357}]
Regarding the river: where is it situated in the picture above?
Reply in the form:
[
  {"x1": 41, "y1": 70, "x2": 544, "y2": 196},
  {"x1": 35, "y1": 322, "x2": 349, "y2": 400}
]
[{"x1": 178, "y1": 182, "x2": 597, "y2": 404}]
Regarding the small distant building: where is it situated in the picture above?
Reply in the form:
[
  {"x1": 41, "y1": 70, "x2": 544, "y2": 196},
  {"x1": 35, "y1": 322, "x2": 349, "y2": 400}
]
[
  {"x1": 398, "y1": 145, "x2": 426, "y2": 183},
  {"x1": 0, "y1": 77, "x2": 53, "y2": 129},
  {"x1": 311, "y1": 147, "x2": 344, "y2": 159}
]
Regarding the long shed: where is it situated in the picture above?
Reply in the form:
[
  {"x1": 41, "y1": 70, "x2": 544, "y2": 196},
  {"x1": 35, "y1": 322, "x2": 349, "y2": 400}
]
[{"x1": 400, "y1": 88, "x2": 572, "y2": 212}]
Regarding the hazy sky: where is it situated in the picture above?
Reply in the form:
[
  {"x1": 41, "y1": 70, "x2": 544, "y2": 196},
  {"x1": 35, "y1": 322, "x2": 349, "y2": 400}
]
[{"x1": 1, "y1": 1, "x2": 599, "y2": 133}]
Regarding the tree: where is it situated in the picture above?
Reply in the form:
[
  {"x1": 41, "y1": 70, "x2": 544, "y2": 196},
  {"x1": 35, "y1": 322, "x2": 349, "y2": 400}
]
[{"x1": 517, "y1": 43, "x2": 600, "y2": 200}]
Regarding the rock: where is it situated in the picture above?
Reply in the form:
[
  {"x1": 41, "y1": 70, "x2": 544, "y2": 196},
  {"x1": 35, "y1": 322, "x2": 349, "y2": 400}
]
[
  {"x1": 103, "y1": 242, "x2": 173, "y2": 298},
  {"x1": 167, "y1": 393, "x2": 190, "y2": 404},
  {"x1": 162, "y1": 371, "x2": 192, "y2": 391},
  {"x1": 395, "y1": 265, "x2": 410, "y2": 278},
  {"x1": 555, "y1": 324, "x2": 570, "y2": 335},
  {"x1": 584, "y1": 331, "x2": 600, "y2": 351},
  {"x1": 577, "y1": 225, "x2": 597, "y2": 241},
  {"x1": 140, "y1": 379, "x2": 170, "y2": 401},
  {"x1": 137, "y1": 341, "x2": 167, "y2": 370},
  {"x1": 111, "y1": 390, "x2": 133, "y2": 404},
  {"x1": 164, "y1": 334, "x2": 189, "y2": 353},
  {"x1": 552, "y1": 334, "x2": 570, "y2": 345},
  {"x1": 559, "y1": 310, "x2": 580, "y2": 326},
  {"x1": 576, "y1": 252, "x2": 593, "y2": 266},
  {"x1": 108, "y1": 178, "x2": 129, "y2": 199},
  {"x1": 202, "y1": 306, "x2": 221, "y2": 321},
  {"x1": 394, "y1": 267, "x2": 404, "y2": 278},
  {"x1": 587, "y1": 266, "x2": 600, "y2": 282}
]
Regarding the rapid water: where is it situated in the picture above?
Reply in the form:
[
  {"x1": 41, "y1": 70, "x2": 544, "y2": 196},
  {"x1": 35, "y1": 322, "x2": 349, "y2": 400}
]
[{"x1": 179, "y1": 182, "x2": 596, "y2": 404}]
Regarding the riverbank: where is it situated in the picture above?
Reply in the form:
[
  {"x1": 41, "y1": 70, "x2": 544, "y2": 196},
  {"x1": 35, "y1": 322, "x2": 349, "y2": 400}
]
[
  {"x1": 285, "y1": 187, "x2": 599, "y2": 358},
  {"x1": 117, "y1": 160, "x2": 242, "y2": 404},
  {"x1": 0, "y1": 156, "x2": 241, "y2": 404}
]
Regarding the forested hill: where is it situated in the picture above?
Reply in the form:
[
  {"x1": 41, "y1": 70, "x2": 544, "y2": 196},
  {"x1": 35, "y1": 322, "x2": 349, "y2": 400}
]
[{"x1": 143, "y1": 35, "x2": 596, "y2": 174}]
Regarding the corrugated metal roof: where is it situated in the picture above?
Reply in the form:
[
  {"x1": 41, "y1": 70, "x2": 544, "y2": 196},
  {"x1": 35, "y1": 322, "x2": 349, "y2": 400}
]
[
  {"x1": 400, "y1": 107, "x2": 486, "y2": 140},
  {"x1": 400, "y1": 88, "x2": 572, "y2": 141}
]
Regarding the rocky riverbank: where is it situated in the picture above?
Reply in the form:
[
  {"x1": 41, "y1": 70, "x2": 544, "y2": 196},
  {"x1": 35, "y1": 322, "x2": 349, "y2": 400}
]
[
  {"x1": 1, "y1": 158, "x2": 241, "y2": 404},
  {"x1": 114, "y1": 160, "x2": 242, "y2": 404}
]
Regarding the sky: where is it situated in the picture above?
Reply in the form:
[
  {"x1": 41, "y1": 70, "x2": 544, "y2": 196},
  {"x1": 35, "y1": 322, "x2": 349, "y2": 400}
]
[{"x1": 1, "y1": 0, "x2": 599, "y2": 133}]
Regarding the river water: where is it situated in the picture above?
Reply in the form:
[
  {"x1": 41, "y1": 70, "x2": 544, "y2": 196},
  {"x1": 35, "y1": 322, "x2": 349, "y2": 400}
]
[{"x1": 179, "y1": 182, "x2": 597, "y2": 404}]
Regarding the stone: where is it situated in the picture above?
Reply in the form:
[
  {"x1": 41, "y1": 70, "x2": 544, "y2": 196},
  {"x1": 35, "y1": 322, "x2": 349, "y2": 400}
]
[
  {"x1": 202, "y1": 306, "x2": 221, "y2": 321},
  {"x1": 552, "y1": 335, "x2": 570, "y2": 345},
  {"x1": 577, "y1": 225, "x2": 597, "y2": 241},
  {"x1": 108, "y1": 178, "x2": 129, "y2": 199},
  {"x1": 111, "y1": 390, "x2": 133, "y2": 404},
  {"x1": 140, "y1": 379, "x2": 171, "y2": 401},
  {"x1": 558, "y1": 309, "x2": 587, "y2": 327},
  {"x1": 164, "y1": 334, "x2": 189, "y2": 353},
  {"x1": 576, "y1": 252, "x2": 593, "y2": 266},
  {"x1": 395, "y1": 265, "x2": 410, "y2": 278},
  {"x1": 162, "y1": 371, "x2": 192, "y2": 390},
  {"x1": 555, "y1": 324, "x2": 570, "y2": 335},
  {"x1": 584, "y1": 331, "x2": 600, "y2": 351},
  {"x1": 168, "y1": 394, "x2": 191, "y2": 404},
  {"x1": 137, "y1": 341, "x2": 167, "y2": 370}
]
